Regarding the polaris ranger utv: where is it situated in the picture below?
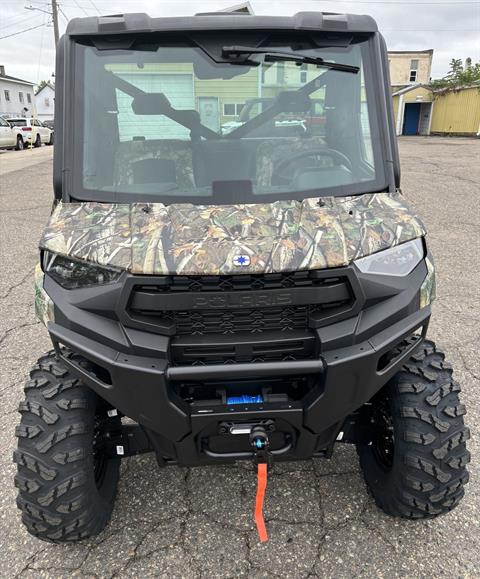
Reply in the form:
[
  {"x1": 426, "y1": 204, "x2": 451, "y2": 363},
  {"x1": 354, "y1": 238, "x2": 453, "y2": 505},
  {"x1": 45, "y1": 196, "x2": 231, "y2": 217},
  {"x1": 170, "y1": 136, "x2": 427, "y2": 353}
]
[{"x1": 15, "y1": 11, "x2": 470, "y2": 543}]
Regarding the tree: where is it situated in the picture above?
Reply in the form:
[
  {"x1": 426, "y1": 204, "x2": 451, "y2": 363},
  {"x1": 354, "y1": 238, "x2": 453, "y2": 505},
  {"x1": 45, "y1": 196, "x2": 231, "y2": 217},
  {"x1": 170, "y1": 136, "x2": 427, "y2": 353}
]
[
  {"x1": 429, "y1": 58, "x2": 480, "y2": 91},
  {"x1": 35, "y1": 80, "x2": 50, "y2": 95}
]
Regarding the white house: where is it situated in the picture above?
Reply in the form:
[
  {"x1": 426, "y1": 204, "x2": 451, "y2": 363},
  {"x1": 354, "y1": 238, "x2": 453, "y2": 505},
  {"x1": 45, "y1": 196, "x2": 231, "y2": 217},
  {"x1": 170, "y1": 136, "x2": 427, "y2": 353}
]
[
  {"x1": 34, "y1": 82, "x2": 55, "y2": 121},
  {"x1": 0, "y1": 65, "x2": 35, "y2": 117}
]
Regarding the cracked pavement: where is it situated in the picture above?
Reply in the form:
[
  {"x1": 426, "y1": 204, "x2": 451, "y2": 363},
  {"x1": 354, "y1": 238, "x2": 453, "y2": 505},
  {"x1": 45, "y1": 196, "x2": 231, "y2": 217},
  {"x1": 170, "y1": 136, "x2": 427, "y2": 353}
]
[{"x1": 0, "y1": 137, "x2": 479, "y2": 578}]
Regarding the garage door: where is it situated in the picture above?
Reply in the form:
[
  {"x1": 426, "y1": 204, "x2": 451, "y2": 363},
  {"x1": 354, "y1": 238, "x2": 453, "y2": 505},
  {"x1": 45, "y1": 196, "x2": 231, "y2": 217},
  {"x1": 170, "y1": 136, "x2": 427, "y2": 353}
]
[{"x1": 115, "y1": 73, "x2": 194, "y2": 141}]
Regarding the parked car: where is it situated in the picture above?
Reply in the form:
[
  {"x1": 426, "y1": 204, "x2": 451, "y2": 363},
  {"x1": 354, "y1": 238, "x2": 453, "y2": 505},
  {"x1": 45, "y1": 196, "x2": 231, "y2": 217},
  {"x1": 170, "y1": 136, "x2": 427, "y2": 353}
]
[
  {"x1": 221, "y1": 97, "x2": 326, "y2": 136},
  {"x1": 42, "y1": 119, "x2": 55, "y2": 131},
  {"x1": 5, "y1": 117, "x2": 54, "y2": 147},
  {"x1": 0, "y1": 116, "x2": 25, "y2": 150}
]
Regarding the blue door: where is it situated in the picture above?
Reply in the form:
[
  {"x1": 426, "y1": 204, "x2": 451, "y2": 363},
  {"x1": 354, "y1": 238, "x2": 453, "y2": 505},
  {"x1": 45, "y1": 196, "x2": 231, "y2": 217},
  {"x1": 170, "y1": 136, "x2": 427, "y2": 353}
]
[{"x1": 403, "y1": 103, "x2": 421, "y2": 135}]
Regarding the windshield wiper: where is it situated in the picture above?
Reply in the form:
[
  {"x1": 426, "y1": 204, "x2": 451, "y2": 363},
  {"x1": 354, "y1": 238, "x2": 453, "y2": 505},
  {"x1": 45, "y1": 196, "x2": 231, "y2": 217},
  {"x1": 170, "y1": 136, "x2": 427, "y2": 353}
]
[{"x1": 222, "y1": 46, "x2": 359, "y2": 74}]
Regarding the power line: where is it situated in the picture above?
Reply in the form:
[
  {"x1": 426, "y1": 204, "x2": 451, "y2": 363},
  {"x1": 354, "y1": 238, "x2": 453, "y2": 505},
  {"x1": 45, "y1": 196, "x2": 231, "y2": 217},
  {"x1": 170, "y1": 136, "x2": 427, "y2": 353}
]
[
  {"x1": 36, "y1": 12, "x2": 47, "y2": 84},
  {"x1": 0, "y1": 23, "x2": 47, "y2": 40},
  {"x1": 317, "y1": 0, "x2": 479, "y2": 4},
  {"x1": 71, "y1": 0, "x2": 90, "y2": 16},
  {"x1": 88, "y1": 0, "x2": 102, "y2": 15},
  {"x1": 0, "y1": 12, "x2": 39, "y2": 31},
  {"x1": 58, "y1": 5, "x2": 70, "y2": 23}
]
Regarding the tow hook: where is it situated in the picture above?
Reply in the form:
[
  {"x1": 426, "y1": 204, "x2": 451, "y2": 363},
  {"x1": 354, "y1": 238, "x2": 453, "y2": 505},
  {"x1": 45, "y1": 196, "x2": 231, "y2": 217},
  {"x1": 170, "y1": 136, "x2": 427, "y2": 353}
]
[
  {"x1": 250, "y1": 425, "x2": 271, "y2": 543},
  {"x1": 250, "y1": 425, "x2": 272, "y2": 468}
]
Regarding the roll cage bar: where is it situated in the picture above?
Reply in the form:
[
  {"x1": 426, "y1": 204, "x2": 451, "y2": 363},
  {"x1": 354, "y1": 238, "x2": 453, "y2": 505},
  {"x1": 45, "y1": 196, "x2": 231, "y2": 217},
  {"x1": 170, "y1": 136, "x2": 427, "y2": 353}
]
[{"x1": 108, "y1": 56, "x2": 357, "y2": 141}]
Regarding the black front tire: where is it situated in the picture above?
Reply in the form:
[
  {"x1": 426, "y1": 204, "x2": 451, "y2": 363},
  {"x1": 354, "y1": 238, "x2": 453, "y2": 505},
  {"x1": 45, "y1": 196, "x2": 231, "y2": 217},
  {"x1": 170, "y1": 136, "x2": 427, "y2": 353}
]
[
  {"x1": 15, "y1": 135, "x2": 24, "y2": 150},
  {"x1": 48, "y1": 133, "x2": 54, "y2": 145},
  {"x1": 357, "y1": 339, "x2": 470, "y2": 519},
  {"x1": 34, "y1": 134, "x2": 41, "y2": 147},
  {"x1": 14, "y1": 351, "x2": 121, "y2": 542}
]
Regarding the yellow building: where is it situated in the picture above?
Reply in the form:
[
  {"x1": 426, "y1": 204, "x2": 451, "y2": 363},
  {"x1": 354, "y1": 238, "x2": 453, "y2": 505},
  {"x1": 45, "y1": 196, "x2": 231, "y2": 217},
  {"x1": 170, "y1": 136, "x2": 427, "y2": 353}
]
[
  {"x1": 388, "y1": 50, "x2": 433, "y2": 91},
  {"x1": 430, "y1": 86, "x2": 480, "y2": 136},
  {"x1": 392, "y1": 83, "x2": 480, "y2": 137}
]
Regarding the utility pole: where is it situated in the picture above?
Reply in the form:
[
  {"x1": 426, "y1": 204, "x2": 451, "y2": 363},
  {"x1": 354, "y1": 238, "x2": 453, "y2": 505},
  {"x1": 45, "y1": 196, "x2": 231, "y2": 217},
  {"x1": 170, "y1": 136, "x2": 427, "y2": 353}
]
[
  {"x1": 51, "y1": 0, "x2": 59, "y2": 46},
  {"x1": 25, "y1": 2, "x2": 60, "y2": 48}
]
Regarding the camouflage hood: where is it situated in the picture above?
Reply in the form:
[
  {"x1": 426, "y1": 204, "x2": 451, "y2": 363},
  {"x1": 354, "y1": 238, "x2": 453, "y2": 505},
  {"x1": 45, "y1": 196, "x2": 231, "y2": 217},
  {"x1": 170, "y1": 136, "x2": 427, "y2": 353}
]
[{"x1": 40, "y1": 192, "x2": 426, "y2": 275}]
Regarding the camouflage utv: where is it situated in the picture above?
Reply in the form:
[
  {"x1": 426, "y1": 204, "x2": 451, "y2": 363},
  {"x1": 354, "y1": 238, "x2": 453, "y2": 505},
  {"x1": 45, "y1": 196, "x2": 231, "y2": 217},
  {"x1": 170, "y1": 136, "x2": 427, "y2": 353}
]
[{"x1": 15, "y1": 11, "x2": 470, "y2": 543}]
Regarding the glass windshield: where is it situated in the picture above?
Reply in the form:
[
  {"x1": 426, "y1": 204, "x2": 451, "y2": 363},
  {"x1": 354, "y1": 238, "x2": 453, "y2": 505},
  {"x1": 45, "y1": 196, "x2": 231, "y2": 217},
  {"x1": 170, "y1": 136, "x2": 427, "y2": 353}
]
[
  {"x1": 8, "y1": 119, "x2": 27, "y2": 126},
  {"x1": 74, "y1": 36, "x2": 385, "y2": 204}
]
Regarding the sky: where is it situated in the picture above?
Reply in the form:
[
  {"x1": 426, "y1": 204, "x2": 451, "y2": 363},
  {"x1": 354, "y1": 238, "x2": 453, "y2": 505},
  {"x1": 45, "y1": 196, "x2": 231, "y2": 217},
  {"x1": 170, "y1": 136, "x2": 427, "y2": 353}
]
[{"x1": 0, "y1": 0, "x2": 479, "y2": 86}]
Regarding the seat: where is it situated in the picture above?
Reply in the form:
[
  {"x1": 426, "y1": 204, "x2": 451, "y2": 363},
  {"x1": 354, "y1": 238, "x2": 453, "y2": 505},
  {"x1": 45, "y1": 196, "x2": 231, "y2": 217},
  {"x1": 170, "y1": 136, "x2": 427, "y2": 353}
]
[{"x1": 114, "y1": 140, "x2": 195, "y2": 191}]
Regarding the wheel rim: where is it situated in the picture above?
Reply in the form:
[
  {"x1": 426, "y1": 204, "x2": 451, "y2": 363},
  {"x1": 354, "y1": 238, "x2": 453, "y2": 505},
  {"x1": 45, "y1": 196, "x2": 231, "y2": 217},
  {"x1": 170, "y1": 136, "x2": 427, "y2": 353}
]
[{"x1": 371, "y1": 397, "x2": 395, "y2": 469}]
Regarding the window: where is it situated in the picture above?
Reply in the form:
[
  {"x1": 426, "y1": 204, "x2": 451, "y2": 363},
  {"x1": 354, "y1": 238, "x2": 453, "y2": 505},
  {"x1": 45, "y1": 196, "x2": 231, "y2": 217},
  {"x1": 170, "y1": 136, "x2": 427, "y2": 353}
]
[
  {"x1": 27, "y1": 93, "x2": 31, "y2": 103},
  {"x1": 45, "y1": 97, "x2": 50, "y2": 107},
  {"x1": 77, "y1": 41, "x2": 385, "y2": 203},
  {"x1": 19, "y1": 92, "x2": 24, "y2": 103},
  {"x1": 4, "y1": 90, "x2": 10, "y2": 101},
  {"x1": 410, "y1": 59, "x2": 419, "y2": 82},
  {"x1": 300, "y1": 64, "x2": 308, "y2": 84},
  {"x1": 223, "y1": 102, "x2": 244, "y2": 116}
]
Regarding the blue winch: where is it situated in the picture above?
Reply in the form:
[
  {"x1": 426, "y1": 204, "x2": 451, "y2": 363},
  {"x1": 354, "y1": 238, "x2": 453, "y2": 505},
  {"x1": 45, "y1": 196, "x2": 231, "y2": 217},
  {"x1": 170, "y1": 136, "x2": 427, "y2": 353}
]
[{"x1": 226, "y1": 394, "x2": 263, "y2": 405}]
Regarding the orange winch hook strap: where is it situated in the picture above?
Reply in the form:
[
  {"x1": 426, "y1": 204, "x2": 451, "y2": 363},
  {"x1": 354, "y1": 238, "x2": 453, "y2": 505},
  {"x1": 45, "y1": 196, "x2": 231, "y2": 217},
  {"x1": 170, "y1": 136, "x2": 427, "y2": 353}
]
[{"x1": 255, "y1": 462, "x2": 268, "y2": 542}]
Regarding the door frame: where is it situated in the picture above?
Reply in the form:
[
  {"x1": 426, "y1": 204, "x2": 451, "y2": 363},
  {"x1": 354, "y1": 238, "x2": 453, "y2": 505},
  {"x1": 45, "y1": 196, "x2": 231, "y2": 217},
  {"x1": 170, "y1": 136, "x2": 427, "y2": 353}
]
[
  {"x1": 198, "y1": 96, "x2": 220, "y2": 132},
  {"x1": 397, "y1": 97, "x2": 433, "y2": 136}
]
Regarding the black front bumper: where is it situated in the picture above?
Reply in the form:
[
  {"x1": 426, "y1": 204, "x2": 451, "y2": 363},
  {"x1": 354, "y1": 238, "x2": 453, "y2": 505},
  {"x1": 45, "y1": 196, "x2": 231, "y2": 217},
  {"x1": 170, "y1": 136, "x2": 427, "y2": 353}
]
[{"x1": 48, "y1": 304, "x2": 430, "y2": 466}]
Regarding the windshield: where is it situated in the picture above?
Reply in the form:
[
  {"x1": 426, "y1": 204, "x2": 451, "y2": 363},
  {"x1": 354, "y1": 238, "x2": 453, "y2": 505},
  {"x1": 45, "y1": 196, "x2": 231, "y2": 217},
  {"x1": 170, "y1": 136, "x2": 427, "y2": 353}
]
[{"x1": 73, "y1": 36, "x2": 385, "y2": 204}]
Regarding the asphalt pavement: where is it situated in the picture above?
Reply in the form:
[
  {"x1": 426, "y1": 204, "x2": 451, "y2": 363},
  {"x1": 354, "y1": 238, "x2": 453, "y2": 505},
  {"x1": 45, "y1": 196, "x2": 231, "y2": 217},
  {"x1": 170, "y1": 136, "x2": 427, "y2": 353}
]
[{"x1": 0, "y1": 137, "x2": 479, "y2": 578}]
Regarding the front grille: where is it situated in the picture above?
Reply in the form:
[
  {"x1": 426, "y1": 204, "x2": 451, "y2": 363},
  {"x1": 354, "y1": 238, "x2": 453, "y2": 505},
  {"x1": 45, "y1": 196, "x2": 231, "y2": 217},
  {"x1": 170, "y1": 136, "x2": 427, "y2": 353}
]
[
  {"x1": 173, "y1": 305, "x2": 309, "y2": 336},
  {"x1": 125, "y1": 270, "x2": 358, "y2": 365},
  {"x1": 135, "y1": 270, "x2": 343, "y2": 294}
]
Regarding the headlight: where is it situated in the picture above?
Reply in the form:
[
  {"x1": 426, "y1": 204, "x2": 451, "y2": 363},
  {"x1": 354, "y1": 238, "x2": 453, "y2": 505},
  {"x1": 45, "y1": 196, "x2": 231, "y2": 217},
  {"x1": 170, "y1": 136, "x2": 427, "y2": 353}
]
[
  {"x1": 43, "y1": 251, "x2": 123, "y2": 289},
  {"x1": 354, "y1": 238, "x2": 424, "y2": 276}
]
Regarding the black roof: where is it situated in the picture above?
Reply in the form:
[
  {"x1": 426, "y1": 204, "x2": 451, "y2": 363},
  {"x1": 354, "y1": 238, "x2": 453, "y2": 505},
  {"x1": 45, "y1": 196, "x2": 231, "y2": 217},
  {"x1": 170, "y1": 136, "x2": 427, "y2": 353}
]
[{"x1": 65, "y1": 11, "x2": 378, "y2": 36}]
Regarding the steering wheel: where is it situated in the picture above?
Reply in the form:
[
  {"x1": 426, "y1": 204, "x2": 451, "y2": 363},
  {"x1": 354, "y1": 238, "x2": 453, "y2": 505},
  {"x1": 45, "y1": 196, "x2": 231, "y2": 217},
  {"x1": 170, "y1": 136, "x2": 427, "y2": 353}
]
[{"x1": 273, "y1": 147, "x2": 353, "y2": 184}]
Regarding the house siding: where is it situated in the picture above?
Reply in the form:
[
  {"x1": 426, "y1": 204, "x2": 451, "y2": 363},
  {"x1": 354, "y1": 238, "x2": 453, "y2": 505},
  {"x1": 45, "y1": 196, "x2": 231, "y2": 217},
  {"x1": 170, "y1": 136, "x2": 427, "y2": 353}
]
[
  {"x1": 34, "y1": 85, "x2": 55, "y2": 120},
  {"x1": 392, "y1": 94, "x2": 400, "y2": 123},
  {"x1": 402, "y1": 86, "x2": 433, "y2": 103},
  {"x1": 0, "y1": 78, "x2": 35, "y2": 116},
  {"x1": 430, "y1": 87, "x2": 480, "y2": 136},
  {"x1": 195, "y1": 68, "x2": 259, "y2": 123},
  {"x1": 104, "y1": 63, "x2": 259, "y2": 125}
]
